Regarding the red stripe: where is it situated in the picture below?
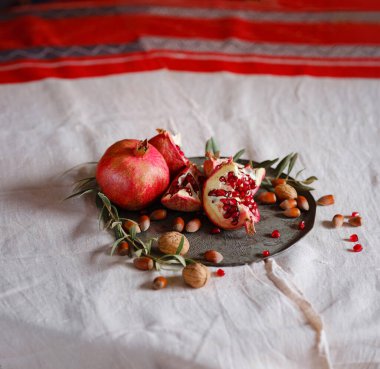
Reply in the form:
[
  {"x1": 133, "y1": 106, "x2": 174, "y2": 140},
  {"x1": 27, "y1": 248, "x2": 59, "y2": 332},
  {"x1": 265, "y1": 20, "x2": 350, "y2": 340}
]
[
  {"x1": 13, "y1": 0, "x2": 380, "y2": 12},
  {"x1": 1, "y1": 14, "x2": 380, "y2": 52},
  {"x1": 0, "y1": 52, "x2": 379, "y2": 83}
]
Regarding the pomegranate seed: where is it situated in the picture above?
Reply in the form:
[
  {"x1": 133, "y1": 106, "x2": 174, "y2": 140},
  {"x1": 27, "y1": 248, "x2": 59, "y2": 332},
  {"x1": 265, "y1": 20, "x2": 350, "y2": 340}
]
[
  {"x1": 262, "y1": 250, "x2": 270, "y2": 257},
  {"x1": 298, "y1": 221, "x2": 305, "y2": 230},
  {"x1": 271, "y1": 230, "x2": 280, "y2": 238},
  {"x1": 211, "y1": 227, "x2": 221, "y2": 234},
  {"x1": 353, "y1": 244, "x2": 363, "y2": 252},
  {"x1": 349, "y1": 234, "x2": 359, "y2": 242},
  {"x1": 351, "y1": 211, "x2": 359, "y2": 217},
  {"x1": 216, "y1": 269, "x2": 225, "y2": 277}
]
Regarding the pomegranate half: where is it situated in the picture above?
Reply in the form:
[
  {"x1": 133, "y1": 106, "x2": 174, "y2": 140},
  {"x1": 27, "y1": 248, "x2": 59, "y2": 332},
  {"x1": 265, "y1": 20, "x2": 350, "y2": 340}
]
[
  {"x1": 203, "y1": 152, "x2": 230, "y2": 178},
  {"x1": 96, "y1": 139, "x2": 170, "y2": 210},
  {"x1": 202, "y1": 160, "x2": 265, "y2": 234},
  {"x1": 148, "y1": 129, "x2": 189, "y2": 178},
  {"x1": 161, "y1": 164, "x2": 204, "y2": 212}
]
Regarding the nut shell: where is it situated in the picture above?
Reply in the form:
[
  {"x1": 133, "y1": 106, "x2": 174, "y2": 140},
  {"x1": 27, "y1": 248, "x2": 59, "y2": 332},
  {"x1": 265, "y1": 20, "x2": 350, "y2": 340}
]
[
  {"x1": 182, "y1": 263, "x2": 211, "y2": 288},
  {"x1": 274, "y1": 184, "x2": 298, "y2": 201},
  {"x1": 117, "y1": 241, "x2": 130, "y2": 256},
  {"x1": 279, "y1": 199, "x2": 297, "y2": 210},
  {"x1": 122, "y1": 220, "x2": 141, "y2": 233},
  {"x1": 153, "y1": 276, "x2": 168, "y2": 290},
  {"x1": 133, "y1": 257, "x2": 153, "y2": 271},
  {"x1": 349, "y1": 216, "x2": 362, "y2": 227},
  {"x1": 150, "y1": 209, "x2": 167, "y2": 220},
  {"x1": 185, "y1": 218, "x2": 201, "y2": 233},
  {"x1": 317, "y1": 195, "x2": 335, "y2": 206},
  {"x1": 332, "y1": 214, "x2": 344, "y2": 228},
  {"x1": 296, "y1": 196, "x2": 309, "y2": 211},
  {"x1": 138, "y1": 215, "x2": 150, "y2": 232},
  {"x1": 172, "y1": 217, "x2": 185, "y2": 232},
  {"x1": 257, "y1": 191, "x2": 277, "y2": 204},
  {"x1": 271, "y1": 178, "x2": 287, "y2": 187},
  {"x1": 158, "y1": 231, "x2": 190, "y2": 255},
  {"x1": 204, "y1": 250, "x2": 224, "y2": 264},
  {"x1": 283, "y1": 208, "x2": 301, "y2": 218}
]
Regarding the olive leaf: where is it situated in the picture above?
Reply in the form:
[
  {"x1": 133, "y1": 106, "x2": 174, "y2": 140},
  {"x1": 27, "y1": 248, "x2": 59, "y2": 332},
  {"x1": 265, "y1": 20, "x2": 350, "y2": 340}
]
[
  {"x1": 287, "y1": 153, "x2": 298, "y2": 177},
  {"x1": 233, "y1": 149, "x2": 245, "y2": 162},
  {"x1": 205, "y1": 138, "x2": 214, "y2": 155},
  {"x1": 176, "y1": 235, "x2": 185, "y2": 255},
  {"x1": 274, "y1": 153, "x2": 294, "y2": 179},
  {"x1": 135, "y1": 249, "x2": 143, "y2": 257},
  {"x1": 129, "y1": 225, "x2": 137, "y2": 240},
  {"x1": 64, "y1": 188, "x2": 95, "y2": 200},
  {"x1": 60, "y1": 161, "x2": 97, "y2": 177},
  {"x1": 211, "y1": 137, "x2": 220, "y2": 158},
  {"x1": 110, "y1": 237, "x2": 126, "y2": 256},
  {"x1": 295, "y1": 168, "x2": 305, "y2": 179},
  {"x1": 302, "y1": 176, "x2": 318, "y2": 185},
  {"x1": 98, "y1": 192, "x2": 112, "y2": 213},
  {"x1": 171, "y1": 254, "x2": 187, "y2": 267},
  {"x1": 255, "y1": 158, "x2": 279, "y2": 169}
]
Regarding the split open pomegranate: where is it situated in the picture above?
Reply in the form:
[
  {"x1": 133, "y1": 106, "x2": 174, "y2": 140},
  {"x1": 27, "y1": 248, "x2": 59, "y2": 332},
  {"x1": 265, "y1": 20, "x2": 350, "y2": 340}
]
[
  {"x1": 148, "y1": 129, "x2": 189, "y2": 178},
  {"x1": 203, "y1": 152, "x2": 230, "y2": 178},
  {"x1": 161, "y1": 164, "x2": 204, "y2": 212},
  {"x1": 202, "y1": 160, "x2": 265, "y2": 234}
]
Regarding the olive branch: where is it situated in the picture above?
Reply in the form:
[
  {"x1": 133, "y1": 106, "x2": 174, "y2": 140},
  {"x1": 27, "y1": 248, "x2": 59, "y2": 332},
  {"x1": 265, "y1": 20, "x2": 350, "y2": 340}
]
[{"x1": 65, "y1": 170, "x2": 195, "y2": 270}]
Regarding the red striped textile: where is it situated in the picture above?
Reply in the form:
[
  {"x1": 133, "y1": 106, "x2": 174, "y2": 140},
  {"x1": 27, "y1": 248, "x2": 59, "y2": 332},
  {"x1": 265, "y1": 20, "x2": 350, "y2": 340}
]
[{"x1": 1, "y1": 0, "x2": 380, "y2": 83}]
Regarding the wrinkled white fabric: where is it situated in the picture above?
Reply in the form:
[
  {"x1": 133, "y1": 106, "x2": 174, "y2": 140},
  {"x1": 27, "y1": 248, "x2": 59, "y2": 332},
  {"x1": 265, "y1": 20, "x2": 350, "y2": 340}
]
[{"x1": 0, "y1": 72, "x2": 379, "y2": 369}]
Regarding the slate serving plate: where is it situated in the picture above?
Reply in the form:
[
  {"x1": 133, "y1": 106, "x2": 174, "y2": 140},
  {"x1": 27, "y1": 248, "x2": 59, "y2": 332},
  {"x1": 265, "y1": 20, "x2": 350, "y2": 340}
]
[{"x1": 121, "y1": 157, "x2": 316, "y2": 267}]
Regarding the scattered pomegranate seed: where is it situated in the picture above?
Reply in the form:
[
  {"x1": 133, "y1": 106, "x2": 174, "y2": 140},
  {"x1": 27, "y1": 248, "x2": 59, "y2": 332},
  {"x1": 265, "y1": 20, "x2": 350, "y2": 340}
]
[
  {"x1": 271, "y1": 229, "x2": 280, "y2": 238},
  {"x1": 349, "y1": 234, "x2": 359, "y2": 242},
  {"x1": 351, "y1": 211, "x2": 359, "y2": 217},
  {"x1": 298, "y1": 221, "x2": 305, "y2": 230},
  {"x1": 211, "y1": 227, "x2": 221, "y2": 235},
  {"x1": 262, "y1": 250, "x2": 270, "y2": 257},
  {"x1": 216, "y1": 268, "x2": 225, "y2": 277},
  {"x1": 353, "y1": 244, "x2": 363, "y2": 252}
]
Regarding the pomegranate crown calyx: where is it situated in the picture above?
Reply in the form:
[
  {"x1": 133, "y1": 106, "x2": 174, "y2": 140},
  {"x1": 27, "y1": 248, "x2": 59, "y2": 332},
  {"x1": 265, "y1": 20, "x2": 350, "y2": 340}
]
[{"x1": 134, "y1": 139, "x2": 149, "y2": 156}]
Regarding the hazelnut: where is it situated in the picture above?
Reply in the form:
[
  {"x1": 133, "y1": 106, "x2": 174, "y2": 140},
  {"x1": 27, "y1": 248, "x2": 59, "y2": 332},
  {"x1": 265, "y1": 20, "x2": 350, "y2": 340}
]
[
  {"x1": 122, "y1": 220, "x2": 141, "y2": 233},
  {"x1": 117, "y1": 241, "x2": 130, "y2": 256},
  {"x1": 158, "y1": 232, "x2": 190, "y2": 255},
  {"x1": 133, "y1": 257, "x2": 153, "y2": 271},
  {"x1": 185, "y1": 218, "x2": 201, "y2": 233},
  {"x1": 182, "y1": 263, "x2": 210, "y2": 288},
  {"x1": 153, "y1": 276, "x2": 168, "y2": 290},
  {"x1": 204, "y1": 250, "x2": 223, "y2": 264},
  {"x1": 172, "y1": 217, "x2": 185, "y2": 232},
  {"x1": 332, "y1": 214, "x2": 344, "y2": 228},
  {"x1": 138, "y1": 215, "x2": 150, "y2": 232},
  {"x1": 296, "y1": 196, "x2": 309, "y2": 211},
  {"x1": 150, "y1": 209, "x2": 167, "y2": 220}
]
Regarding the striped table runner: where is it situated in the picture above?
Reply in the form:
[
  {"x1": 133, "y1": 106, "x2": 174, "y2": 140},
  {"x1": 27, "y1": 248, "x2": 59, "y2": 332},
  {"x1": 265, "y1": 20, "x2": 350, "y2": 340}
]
[{"x1": 1, "y1": 0, "x2": 380, "y2": 83}]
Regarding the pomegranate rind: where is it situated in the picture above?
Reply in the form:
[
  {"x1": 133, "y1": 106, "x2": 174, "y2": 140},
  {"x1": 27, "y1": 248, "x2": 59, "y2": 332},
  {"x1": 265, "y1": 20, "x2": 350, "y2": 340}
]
[
  {"x1": 148, "y1": 129, "x2": 189, "y2": 178},
  {"x1": 202, "y1": 162, "x2": 265, "y2": 232},
  {"x1": 161, "y1": 165, "x2": 202, "y2": 212},
  {"x1": 96, "y1": 139, "x2": 170, "y2": 211},
  {"x1": 203, "y1": 154, "x2": 231, "y2": 178}
]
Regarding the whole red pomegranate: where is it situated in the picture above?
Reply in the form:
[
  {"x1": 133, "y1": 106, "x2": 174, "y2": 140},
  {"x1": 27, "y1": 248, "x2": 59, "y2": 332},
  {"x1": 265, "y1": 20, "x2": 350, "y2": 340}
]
[
  {"x1": 203, "y1": 160, "x2": 265, "y2": 234},
  {"x1": 161, "y1": 164, "x2": 204, "y2": 212},
  {"x1": 149, "y1": 129, "x2": 189, "y2": 178},
  {"x1": 96, "y1": 139, "x2": 170, "y2": 210}
]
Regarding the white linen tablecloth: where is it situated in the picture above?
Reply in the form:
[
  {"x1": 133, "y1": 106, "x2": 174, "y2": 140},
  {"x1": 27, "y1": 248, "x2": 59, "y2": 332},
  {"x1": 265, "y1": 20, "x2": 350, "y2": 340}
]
[{"x1": 0, "y1": 71, "x2": 379, "y2": 369}]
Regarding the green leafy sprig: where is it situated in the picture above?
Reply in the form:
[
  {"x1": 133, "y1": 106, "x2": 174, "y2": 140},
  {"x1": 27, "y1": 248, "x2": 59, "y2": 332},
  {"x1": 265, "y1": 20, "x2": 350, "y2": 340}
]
[
  {"x1": 204, "y1": 137, "x2": 318, "y2": 192},
  {"x1": 257, "y1": 152, "x2": 318, "y2": 192},
  {"x1": 66, "y1": 176, "x2": 196, "y2": 270}
]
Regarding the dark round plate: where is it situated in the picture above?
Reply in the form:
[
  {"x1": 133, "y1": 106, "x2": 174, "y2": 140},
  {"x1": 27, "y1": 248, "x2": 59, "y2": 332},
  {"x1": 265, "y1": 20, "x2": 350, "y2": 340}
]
[{"x1": 121, "y1": 157, "x2": 316, "y2": 267}]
